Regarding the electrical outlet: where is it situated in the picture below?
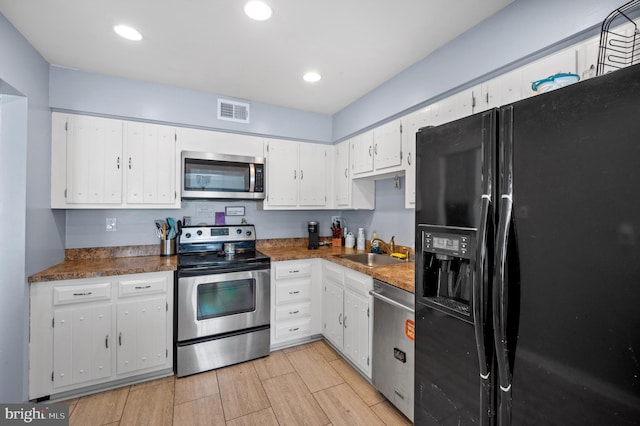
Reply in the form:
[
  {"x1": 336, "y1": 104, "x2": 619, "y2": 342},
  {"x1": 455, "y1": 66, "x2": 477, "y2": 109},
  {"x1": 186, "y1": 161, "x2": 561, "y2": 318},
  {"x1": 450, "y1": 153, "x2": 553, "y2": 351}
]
[{"x1": 106, "y1": 217, "x2": 117, "y2": 232}]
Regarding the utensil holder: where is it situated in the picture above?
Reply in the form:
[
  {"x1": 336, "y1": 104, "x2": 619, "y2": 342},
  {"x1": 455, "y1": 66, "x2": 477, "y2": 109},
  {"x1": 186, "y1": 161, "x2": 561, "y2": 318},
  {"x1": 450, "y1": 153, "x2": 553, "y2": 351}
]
[{"x1": 160, "y1": 238, "x2": 176, "y2": 256}]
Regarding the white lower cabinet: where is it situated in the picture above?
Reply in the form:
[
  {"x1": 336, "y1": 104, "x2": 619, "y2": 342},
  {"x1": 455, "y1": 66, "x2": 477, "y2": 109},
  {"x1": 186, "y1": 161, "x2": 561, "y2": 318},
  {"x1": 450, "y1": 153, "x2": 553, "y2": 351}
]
[
  {"x1": 30, "y1": 271, "x2": 173, "y2": 400},
  {"x1": 270, "y1": 260, "x2": 323, "y2": 348},
  {"x1": 53, "y1": 303, "x2": 112, "y2": 388},
  {"x1": 322, "y1": 261, "x2": 373, "y2": 378},
  {"x1": 116, "y1": 275, "x2": 169, "y2": 375}
]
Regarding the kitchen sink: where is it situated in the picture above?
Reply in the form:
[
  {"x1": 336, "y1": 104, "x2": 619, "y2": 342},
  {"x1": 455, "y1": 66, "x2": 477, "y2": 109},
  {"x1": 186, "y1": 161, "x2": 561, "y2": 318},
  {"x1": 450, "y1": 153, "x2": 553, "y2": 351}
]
[{"x1": 337, "y1": 253, "x2": 406, "y2": 268}]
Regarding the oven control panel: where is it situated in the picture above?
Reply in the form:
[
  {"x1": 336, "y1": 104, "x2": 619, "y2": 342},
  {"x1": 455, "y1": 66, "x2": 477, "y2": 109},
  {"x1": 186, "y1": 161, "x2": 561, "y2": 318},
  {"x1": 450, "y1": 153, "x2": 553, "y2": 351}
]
[{"x1": 179, "y1": 225, "x2": 256, "y2": 244}]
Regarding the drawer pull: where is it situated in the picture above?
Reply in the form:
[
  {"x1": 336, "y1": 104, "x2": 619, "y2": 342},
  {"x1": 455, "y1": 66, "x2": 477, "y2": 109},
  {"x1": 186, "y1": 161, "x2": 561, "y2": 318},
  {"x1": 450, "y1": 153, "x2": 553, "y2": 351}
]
[
  {"x1": 119, "y1": 332, "x2": 122, "y2": 346},
  {"x1": 134, "y1": 285, "x2": 152, "y2": 290},
  {"x1": 289, "y1": 270, "x2": 300, "y2": 274},
  {"x1": 289, "y1": 310, "x2": 300, "y2": 315},
  {"x1": 105, "y1": 335, "x2": 109, "y2": 349},
  {"x1": 289, "y1": 290, "x2": 300, "y2": 295},
  {"x1": 73, "y1": 292, "x2": 92, "y2": 296},
  {"x1": 289, "y1": 327, "x2": 300, "y2": 332}
]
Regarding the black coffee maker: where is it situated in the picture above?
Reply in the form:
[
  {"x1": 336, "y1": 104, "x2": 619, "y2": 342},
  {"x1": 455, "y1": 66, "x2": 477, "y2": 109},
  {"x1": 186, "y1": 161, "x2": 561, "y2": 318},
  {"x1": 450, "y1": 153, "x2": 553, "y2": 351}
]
[{"x1": 308, "y1": 221, "x2": 319, "y2": 249}]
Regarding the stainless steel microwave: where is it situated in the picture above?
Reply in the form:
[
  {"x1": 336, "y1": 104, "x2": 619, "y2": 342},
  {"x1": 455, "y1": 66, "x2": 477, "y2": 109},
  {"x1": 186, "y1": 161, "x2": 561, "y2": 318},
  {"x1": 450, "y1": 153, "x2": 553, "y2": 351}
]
[{"x1": 181, "y1": 151, "x2": 265, "y2": 200}]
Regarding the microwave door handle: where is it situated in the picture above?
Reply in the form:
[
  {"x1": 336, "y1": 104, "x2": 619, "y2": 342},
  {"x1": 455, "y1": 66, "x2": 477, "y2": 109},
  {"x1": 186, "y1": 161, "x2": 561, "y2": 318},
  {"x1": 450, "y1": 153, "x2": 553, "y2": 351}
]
[{"x1": 249, "y1": 163, "x2": 256, "y2": 192}]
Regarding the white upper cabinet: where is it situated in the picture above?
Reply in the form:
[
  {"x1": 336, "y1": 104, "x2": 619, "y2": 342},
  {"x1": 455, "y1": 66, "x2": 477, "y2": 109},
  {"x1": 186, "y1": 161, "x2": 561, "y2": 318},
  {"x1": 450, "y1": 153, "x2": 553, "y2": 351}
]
[
  {"x1": 51, "y1": 112, "x2": 180, "y2": 209},
  {"x1": 576, "y1": 35, "x2": 599, "y2": 80},
  {"x1": 125, "y1": 122, "x2": 176, "y2": 205},
  {"x1": 334, "y1": 140, "x2": 351, "y2": 207},
  {"x1": 402, "y1": 106, "x2": 434, "y2": 208},
  {"x1": 351, "y1": 119, "x2": 404, "y2": 179},
  {"x1": 472, "y1": 68, "x2": 523, "y2": 113},
  {"x1": 373, "y1": 119, "x2": 403, "y2": 171},
  {"x1": 264, "y1": 139, "x2": 329, "y2": 209},
  {"x1": 178, "y1": 127, "x2": 265, "y2": 158},
  {"x1": 350, "y1": 131, "x2": 374, "y2": 175},
  {"x1": 433, "y1": 90, "x2": 473, "y2": 125},
  {"x1": 299, "y1": 143, "x2": 328, "y2": 206},
  {"x1": 64, "y1": 114, "x2": 123, "y2": 205}
]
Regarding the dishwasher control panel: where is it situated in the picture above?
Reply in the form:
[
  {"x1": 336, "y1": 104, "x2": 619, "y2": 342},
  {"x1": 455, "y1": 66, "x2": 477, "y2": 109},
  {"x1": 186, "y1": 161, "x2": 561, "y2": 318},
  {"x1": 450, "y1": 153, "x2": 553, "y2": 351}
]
[{"x1": 394, "y1": 348, "x2": 407, "y2": 363}]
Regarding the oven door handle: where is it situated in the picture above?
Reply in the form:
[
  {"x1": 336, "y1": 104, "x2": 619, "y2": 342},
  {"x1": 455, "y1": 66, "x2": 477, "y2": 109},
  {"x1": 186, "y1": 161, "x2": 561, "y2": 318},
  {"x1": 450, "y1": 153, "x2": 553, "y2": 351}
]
[{"x1": 178, "y1": 263, "x2": 270, "y2": 277}]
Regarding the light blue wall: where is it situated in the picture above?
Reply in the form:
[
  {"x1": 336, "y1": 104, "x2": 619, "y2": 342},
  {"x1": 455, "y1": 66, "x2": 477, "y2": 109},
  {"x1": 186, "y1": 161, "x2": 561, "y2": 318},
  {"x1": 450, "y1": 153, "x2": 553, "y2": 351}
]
[
  {"x1": 0, "y1": 13, "x2": 58, "y2": 402},
  {"x1": 65, "y1": 202, "x2": 344, "y2": 248},
  {"x1": 50, "y1": 66, "x2": 332, "y2": 143},
  {"x1": 332, "y1": 0, "x2": 623, "y2": 140}
]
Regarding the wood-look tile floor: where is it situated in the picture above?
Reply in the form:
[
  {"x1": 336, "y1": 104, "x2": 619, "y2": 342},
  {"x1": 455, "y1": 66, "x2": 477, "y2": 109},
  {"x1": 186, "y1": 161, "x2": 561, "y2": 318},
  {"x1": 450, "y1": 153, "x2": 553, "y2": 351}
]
[{"x1": 62, "y1": 340, "x2": 412, "y2": 426}]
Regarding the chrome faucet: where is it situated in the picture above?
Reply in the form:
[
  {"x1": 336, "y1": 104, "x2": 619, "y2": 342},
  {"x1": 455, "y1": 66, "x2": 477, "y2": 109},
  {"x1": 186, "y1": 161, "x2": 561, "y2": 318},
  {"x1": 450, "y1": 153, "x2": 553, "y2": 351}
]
[{"x1": 371, "y1": 235, "x2": 395, "y2": 255}]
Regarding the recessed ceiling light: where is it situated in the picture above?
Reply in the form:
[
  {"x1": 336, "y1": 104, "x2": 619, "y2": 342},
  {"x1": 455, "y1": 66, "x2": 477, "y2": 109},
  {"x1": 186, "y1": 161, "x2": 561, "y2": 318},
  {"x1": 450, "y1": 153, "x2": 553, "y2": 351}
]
[
  {"x1": 303, "y1": 72, "x2": 322, "y2": 83},
  {"x1": 244, "y1": 1, "x2": 272, "y2": 21},
  {"x1": 113, "y1": 25, "x2": 143, "y2": 41}
]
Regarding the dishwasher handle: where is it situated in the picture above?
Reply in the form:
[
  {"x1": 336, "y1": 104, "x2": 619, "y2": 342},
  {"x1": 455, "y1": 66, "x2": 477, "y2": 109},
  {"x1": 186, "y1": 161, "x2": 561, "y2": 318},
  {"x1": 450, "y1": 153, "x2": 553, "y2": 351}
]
[{"x1": 369, "y1": 290, "x2": 415, "y2": 314}]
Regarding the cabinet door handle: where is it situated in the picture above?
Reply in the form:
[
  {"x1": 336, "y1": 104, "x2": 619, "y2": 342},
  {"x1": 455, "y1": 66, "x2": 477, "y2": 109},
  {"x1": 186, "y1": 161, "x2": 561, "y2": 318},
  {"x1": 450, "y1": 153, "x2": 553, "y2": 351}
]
[
  {"x1": 374, "y1": 144, "x2": 378, "y2": 155},
  {"x1": 344, "y1": 168, "x2": 348, "y2": 178},
  {"x1": 73, "y1": 292, "x2": 92, "y2": 296},
  {"x1": 119, "y1": 332, "x2": 122, "y2": 346},
  {"x1": 294, "y1": 170, "x2": 296, "y2": 179},
  {"x1": 128, "y1": 157, "x2": 132, "y2": 169},
  {"x1": 368, "y1": 146, "x2": 372, "y2": 157},
  {"x1": 105, "y1": 334, "x2": 109, "y2": 349},
  {"x1": 117, "y1": 156, "x2": 120, "y2": 169},
  {"x1": 338, "y1": 313, "x2": 343, "y2": 325},
  {"x1": 300, "y1": 170, "x2": 304, "y2": 179},
  {"x1": 134, "y1": 285, "x2": 152, "y2": 290},
  {"x1": 408, "y1": 152, "x2": 412, "y2": 166},
  {"x1": 344, "y1": 316, "x2": 348, "y2": 329}
]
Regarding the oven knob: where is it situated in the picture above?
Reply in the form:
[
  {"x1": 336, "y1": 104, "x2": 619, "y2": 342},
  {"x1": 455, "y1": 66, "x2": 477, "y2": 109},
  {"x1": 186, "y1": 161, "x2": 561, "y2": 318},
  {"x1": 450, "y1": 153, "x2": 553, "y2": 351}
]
[
  {"x1": 246, "y1": 230, "x2": 252, "y2": 236},
  {"x1": 236, "y1": 229, "x2": 242, "y2": 235},
  {"x1": 197, "y1": 230, "x2": 203, "y2": 236},
  {"x1": 185, "y1": 233, "x2": 191, "y2": 238}
]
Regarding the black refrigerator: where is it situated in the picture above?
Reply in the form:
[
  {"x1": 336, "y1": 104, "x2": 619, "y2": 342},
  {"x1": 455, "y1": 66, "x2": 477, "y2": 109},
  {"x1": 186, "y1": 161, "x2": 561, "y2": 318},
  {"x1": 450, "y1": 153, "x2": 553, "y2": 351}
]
[{"x1": 414, "y1": 63, "x2": 640, "y2": 425}]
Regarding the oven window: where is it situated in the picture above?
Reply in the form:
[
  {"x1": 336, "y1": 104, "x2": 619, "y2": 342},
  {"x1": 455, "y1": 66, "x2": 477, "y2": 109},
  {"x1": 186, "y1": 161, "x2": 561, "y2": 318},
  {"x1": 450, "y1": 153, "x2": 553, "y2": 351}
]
[{"x1": 197, "y1": 278, "x2": 255, "y2": 320}]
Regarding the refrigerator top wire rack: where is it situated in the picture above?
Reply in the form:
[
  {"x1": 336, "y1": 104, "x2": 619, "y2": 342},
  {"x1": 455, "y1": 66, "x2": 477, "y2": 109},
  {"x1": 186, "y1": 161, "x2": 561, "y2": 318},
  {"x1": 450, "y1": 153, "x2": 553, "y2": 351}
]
[{"x1": 597, "y1": 0, "x2": 640, "y2": 75}]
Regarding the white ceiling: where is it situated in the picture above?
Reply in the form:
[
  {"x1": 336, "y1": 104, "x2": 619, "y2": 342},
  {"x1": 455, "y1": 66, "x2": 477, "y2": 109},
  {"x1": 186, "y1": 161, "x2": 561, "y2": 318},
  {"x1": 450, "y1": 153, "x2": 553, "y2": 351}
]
[{"x1": 0, "y1": 0, "x2": 512, "y2": 115}]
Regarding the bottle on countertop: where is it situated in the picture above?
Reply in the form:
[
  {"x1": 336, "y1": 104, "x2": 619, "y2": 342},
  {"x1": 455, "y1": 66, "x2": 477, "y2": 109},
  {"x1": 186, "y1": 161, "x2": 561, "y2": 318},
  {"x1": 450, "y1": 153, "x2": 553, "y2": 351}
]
[
  {"x1": 370, "y1": 231, "x2": 380, "y2": 253},
  {"x1": 356, "y1": 228, "x2": 365, "y2": 250}
]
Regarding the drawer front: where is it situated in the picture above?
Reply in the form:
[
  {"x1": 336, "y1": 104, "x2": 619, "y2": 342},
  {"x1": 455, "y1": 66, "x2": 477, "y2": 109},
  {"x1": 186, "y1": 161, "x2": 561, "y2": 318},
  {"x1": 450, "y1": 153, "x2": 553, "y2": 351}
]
[
  {"x1": 275, "y1": 280, "x2": 311, "y2": 305},
  {"x1": 275, "y1": 302, "x2": 311, "y2": 322},
  {"x1": 118, "y1": 276, "x2": 167, "y2": 298},
  {"x1": 324, "y1": 263, "x2": 344, "y2": 285},
  {"x1": 53, "y1": 282, "x2": 111, "y2": 306},
  {"x1": 275, "y1": 318, "x2": 312, "y2": 341},
  {"x1": 345, "y1": 270, "x2": 373, "y2": 295},
  {"x1": 275, "y1": 262, "x2": 312, "y2": 280}
]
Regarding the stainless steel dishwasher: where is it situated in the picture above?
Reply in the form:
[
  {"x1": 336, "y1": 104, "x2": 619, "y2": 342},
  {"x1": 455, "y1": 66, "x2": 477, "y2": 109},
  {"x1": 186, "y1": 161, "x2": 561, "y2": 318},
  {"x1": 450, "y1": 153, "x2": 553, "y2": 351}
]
[{"x1": 370, "y1": 279, "x2": 415, "y2": 422}]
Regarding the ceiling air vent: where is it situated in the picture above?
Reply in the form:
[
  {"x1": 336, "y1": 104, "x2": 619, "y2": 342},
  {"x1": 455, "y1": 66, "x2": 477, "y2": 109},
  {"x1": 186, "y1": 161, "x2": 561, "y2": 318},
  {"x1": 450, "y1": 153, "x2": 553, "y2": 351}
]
[{"x1": 218, "y1": 98, "x2": 250, "y2": 123}]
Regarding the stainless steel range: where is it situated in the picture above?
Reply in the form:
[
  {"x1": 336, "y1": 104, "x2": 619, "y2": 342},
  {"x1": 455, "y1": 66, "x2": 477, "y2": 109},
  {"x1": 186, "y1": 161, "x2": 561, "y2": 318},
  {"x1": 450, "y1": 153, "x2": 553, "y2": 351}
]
[{"x1": 176, "y1": 224, "x2": 270, "y2": 377}]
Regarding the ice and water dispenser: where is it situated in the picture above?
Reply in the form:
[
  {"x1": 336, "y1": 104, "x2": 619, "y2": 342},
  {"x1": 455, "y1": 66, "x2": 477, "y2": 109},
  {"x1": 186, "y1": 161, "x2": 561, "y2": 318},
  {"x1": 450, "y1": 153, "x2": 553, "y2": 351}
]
[{"x1": 416, "y1": 224, "x2": 477, "y2": 320}]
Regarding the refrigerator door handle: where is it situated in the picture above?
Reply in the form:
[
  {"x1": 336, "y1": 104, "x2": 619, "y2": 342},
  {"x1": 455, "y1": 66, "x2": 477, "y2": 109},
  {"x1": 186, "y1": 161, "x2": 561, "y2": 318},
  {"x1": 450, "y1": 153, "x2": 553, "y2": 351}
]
[
  {"x1": 493, "y1": 194, "x2": 513, "y2": 426},
  {"x1": 474, "y1": 194, "x2": 492, "y2": 379}
]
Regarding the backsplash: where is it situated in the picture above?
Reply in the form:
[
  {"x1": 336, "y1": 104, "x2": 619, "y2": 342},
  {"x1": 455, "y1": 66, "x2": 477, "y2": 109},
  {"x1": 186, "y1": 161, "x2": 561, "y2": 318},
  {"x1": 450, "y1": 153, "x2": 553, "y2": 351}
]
[{"x1": 64, "y1": 177, "x2": 416, "y2": 249}]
